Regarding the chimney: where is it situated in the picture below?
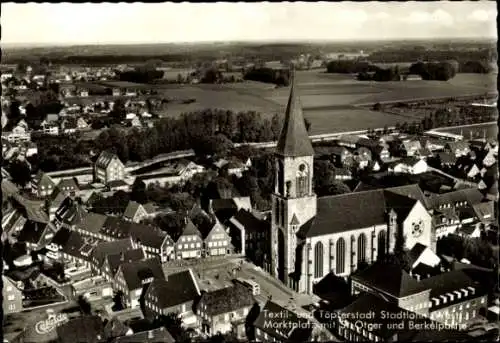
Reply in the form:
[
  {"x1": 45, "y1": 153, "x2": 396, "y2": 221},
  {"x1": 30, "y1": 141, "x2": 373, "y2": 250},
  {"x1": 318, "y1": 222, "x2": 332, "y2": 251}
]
[
  {"x1": 148, "y1": 330, "x2": 154, "y2": 339},
  {"x1": 120, "y1": 252, "x2": 125, "y2": 262}
]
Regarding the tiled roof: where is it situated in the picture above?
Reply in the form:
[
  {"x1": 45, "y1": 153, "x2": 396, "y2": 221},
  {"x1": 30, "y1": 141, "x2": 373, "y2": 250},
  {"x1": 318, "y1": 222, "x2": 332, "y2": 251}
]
[
  {"x1": 410, "y1": 263, "x2": 441, "y2": 279},
  {"x1": 297, "y1": 189, "x2": 418, "y2": 238},
  {"x1": 119, "y1": 258, "x2": 164, "y2": 291},
  {"x1": 16, "y1": 220, "x2": 47, "y2": 244},
  {"x1": 95, "y1": 151, "x2": 119, "y2": 169},
  {"x1": 112, "y1": 327, "x2": 175, "y2": 343},
  {"x1": 408, "y1": 243, "x2": 427, "y2": 266},
  {"x1": 51, "y1": 227, "x2": 72, "y2": 246},
  {"x1": 77, "y1": 212, "x2": 108, "y2": 234},
  {"x1": 276, "y1": 73, "x2": 314, "y2": 157},
  {"x1": 50, "y1": 188, "x2": 69, "y2": 210},
  {"x1": 106, "y1": 249, "x2": 145, "y2": 277},
  {"x1": 229, "y1": 209, "x2": 268, "y2": 234},
  {"x1": 62, "y1": 231, "x2": 99, "y2": 261},
  {"x1": 351, "y1": 261, "x2": 423, "y2": 298},
  {"x1": 179, "y1": 218, "x2": 202, "y2": 239},
  {"x1": 56, "y1": 315, "x2": 106, "y2": 343},
  {"x1": 198, "y1": 283, "x2": 254, "y2": 316},
  {"x1": 130, "y1": 223, "x2": 172, "y2": 250},
  {"x1": 438, "y1": 152, "x2": 457, "y2": 165},
  {"x1": 426, "y1": 187, "x2": 485, "y2": 210},
  {"x1": 385, "y1": 184, "x2": 430, "y2": 209},
  {"x1": 123, "y1": 201, "x2": 142, "y2": 219},
  {"x1": 419, "y1": 269, "x2": 486, "y2": 299},
  {"x1": 147, "y1": 269, "x2": 200, "y2": 309},
  {"x1": 91, "y1": 237, "x2": 135, "y2": 267},
  {"x1": 57, "y1": 178, "x2": 79, "y2": 191}
]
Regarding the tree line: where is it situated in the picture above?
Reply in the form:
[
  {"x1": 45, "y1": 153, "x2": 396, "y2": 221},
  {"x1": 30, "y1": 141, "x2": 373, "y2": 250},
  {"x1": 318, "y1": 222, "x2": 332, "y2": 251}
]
[{"x1": 243, "y1": 68, "x2": 290, "y2": 86}]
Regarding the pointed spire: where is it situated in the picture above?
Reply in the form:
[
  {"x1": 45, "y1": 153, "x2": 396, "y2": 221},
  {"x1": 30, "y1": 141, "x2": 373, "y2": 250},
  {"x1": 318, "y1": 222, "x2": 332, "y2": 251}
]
[{"x1": 276, "y1": 67, "x2": 314, "y2": 157}]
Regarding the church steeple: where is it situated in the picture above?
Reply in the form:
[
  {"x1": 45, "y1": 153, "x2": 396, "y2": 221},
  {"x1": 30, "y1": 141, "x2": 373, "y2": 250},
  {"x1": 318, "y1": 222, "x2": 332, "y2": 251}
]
[{"x1": 276, "y1": 68, "x2": 314, "y2": 157}]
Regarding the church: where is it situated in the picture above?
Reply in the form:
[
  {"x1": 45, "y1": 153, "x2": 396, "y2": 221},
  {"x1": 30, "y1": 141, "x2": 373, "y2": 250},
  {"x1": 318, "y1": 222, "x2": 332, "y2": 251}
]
[{"x1": 270, "y1": 73, "x2": 435, "y2": 295}]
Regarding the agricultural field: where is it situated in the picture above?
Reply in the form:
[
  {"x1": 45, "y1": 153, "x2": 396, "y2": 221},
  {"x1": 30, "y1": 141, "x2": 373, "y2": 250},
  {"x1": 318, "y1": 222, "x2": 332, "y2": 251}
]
[
  {"x1": 69, "y1": 69, "x2": 495, "y2": 134},
  {"x1": 435, "y1": 122, "x2": 498, "y2": 140}
]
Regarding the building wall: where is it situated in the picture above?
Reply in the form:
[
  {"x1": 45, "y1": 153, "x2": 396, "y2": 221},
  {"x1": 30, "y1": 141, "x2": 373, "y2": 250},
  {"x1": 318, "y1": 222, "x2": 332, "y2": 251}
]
[
  {"x1": 271, "y1": 155, "x2": 317, "y2": 291},
  {"x1": 3, "y1": 278, "x2": 23, "y2": 314},
  {"x1": 176, "y1": 234, "x2": 203, "y2": 259},
  {"x1": 403, "y1": 202, "x2": 434, "y2": 251},
  {"x1": 430, "y1": 294, "x2": 488, "y2": 326}
]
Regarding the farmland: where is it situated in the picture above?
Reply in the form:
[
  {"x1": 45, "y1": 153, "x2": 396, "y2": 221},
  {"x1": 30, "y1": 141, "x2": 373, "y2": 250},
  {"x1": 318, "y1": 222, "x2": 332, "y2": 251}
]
[{"x1": 72, "y1": 69, "x2": 496, "y2": 135}]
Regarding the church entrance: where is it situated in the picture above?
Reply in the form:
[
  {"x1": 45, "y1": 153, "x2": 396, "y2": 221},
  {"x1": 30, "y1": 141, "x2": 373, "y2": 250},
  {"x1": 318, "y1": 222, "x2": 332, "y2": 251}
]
[{"x1": 278, "y1": 229, "x2": 285, "y2": 282}]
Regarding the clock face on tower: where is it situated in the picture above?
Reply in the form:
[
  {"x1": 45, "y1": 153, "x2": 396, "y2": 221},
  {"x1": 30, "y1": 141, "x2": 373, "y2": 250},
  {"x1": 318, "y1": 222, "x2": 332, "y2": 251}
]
[{"x1": 412, "y1": 220, "x2": 424, "y2": 237}]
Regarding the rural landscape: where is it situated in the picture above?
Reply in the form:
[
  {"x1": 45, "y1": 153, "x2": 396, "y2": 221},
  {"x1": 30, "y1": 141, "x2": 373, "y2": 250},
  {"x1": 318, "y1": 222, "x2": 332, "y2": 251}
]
[{"x1": 2, "y1": 2, "x2": 499, "y2": 343}]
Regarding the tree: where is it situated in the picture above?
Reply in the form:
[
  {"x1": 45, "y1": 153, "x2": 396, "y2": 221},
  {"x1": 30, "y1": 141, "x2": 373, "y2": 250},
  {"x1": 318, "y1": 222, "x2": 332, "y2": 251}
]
[
  {"x1": 112, "y1": 291, "x2": 125, "y2": 312},
  {"x1": 131, "y1": 179, "x2": 147, "y2": 203},
  {"x1": 327, "y1": 181, "x2": 351, "y2": 195},
  {"x1": 110, "y1": 98, "x2": 126, "y2": 122},
  {"x1": 77, "y1": 295, "x2": 92, "y2": 315},
  {"x1": 313, "y1": 160, "x2": 336, "y2": 196},
  {"x1": 245, "y1": 302, "x2": 261, "y2": 341},
  {"x1": 153, "y1": 313, "x2": 191, "y2": 343},
  {"x1": 8, "y1": 160, "x2": 32, "y2": 188}
]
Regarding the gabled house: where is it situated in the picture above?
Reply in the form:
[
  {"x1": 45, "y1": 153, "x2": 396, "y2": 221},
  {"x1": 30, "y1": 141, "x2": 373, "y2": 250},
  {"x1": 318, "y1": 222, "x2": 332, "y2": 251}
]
[
  {"x1": 94, "y1": 151, "x2": 126, "y2": 185},
  {"x1": 143, "y1": 269, "x2": 201, "y2": 328},
  {"x1": 208, "y1": 196, "x2": 252, "y2": 223},
  {"x1": 129, "y1": 223, "x2": 175, "y2": 263},
  {"x1": 16, "y1": 220, "x2": 58, "y2": 251},
  {"x1": 123, "y1": 201, "x2": 148, "y2": 223},
  {"x1": 90, "y1": 237, "x2": 136, "y2": 276},
  {"x1": 437, "y1": 152, "x2": 457, "y2": 168},
  {"x1": 315, "y1": 146, "x2": 353, "y2": 166},
  {"x1": 57, "y1": 178, "x2": 79, "y2": 196},
  {"x1": 101, "y1": 249, "x2": 146, "y2": 281},
  {"x1": 114, "y1": 258, "x2": 165, "y2": 308},
  {"x1": 227, "y1": 209, "x2": 270, "y2": 269},
  {"x1": 481, "y1": 149, "x2": 497, "y2": 167},
  {"x1": 196, "y1": 283, "x2": 255, "y2": 336},
  {"x1": 401, "y1": 139, "x2": 422, "y2": 157},
  {"x1": 337, "y1": 135, "x2": 359, "y2": 149},
  {"x1": 3, "y1": 275, "x2": 23, "y2": 314},
  {"x1": 47, "y1": 188, "x2": 70, "y2": 221},
  {"x1": 31, "y1": 171, "x2": 56, "y2": 197},
  {"x1": 76, "y1": 117, "x2": 89, "y2": 130},
  {"x1": 387, "y1": 157, "x2": 428, "y2": 175},
  {"x1": 445, "y1": 142, "x2": 470, "y2": 158},
  {"x1": 173, "y1": 218, "x2": 203, "y2": 259},
  {"x1": 202, "y1": 220, "x2": 233, "y2": 257}
]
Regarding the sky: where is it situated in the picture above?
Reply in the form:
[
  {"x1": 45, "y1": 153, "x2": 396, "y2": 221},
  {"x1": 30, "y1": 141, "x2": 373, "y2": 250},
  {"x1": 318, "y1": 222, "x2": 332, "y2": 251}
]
[{"x1": 2, "y1": 1, "x2": 497, "y2": 45}]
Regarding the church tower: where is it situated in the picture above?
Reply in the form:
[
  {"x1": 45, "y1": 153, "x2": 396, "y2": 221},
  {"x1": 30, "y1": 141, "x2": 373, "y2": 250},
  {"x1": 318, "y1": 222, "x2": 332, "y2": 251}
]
[{"x1": 271, "y1": 70, "x2": 317, "y2": 291}]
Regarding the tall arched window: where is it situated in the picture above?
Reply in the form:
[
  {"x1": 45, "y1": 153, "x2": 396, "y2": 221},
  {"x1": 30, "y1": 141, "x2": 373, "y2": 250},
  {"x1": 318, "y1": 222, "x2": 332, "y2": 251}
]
[
  {"x1": 296, "y1": 164, "x2": 309, "y2": 197},
  {"x1": 277, "y1": 161, "x2": 284, "y2": 195},
  {"x1": 274, "y1": 199, "x2": 280, "y2": 225},
  {"x1": 336, "y1": 238, "x2": 346, "y2": 274},
  {"x1": 280, "y1": 200, "x2": 285, "y2": 226},
  {"x1": 357, "y1": 233, "x2": 366, "y2": 264},
  {"x1": 314, "y1": 242, "x2": 324, "y2": 278},
  {"x1": 377, "y1": 230, "x2": 387, "y2": 260}
]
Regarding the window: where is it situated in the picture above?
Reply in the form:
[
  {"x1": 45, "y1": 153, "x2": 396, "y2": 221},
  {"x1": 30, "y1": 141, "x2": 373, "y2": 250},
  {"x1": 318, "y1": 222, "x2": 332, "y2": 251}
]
[
  {"x1": 357, "y1": 233, "x2": 366, "y2": 264},
  {"x1": 296, "y1": 164, "x2": 309, "y2": 197},
  {"x1": 314, "y1": 242, "x2": 324, "y2": 278},
  {"x1": 336, "y1": 238, "x2": 346, "y2": 274},
  {"x1": 190, "y1": 243, "x2": 194, "y2": 249},
  {"x1": 8, "y1": 295, "x2": 15, "y2": 301},
  {"x1": 196, "y1": 243, "x2": 201, "y2": 248},
  {"x1": 7, "y1": 286, "x2": 12, "y2": 292},
  {"x1": 9, "y1": 304, "x2": 15, "y2": 311}
]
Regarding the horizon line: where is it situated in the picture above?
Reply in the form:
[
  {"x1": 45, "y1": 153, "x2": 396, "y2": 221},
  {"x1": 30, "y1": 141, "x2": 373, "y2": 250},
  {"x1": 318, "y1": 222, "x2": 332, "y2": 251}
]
[{"x1": 3, "y1": 36, "x2": 497, "y2": 48}]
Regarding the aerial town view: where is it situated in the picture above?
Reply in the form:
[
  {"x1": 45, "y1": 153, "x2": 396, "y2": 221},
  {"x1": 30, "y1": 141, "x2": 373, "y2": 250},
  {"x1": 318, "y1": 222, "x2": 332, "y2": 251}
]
[{"x1": 1, "y1": 2, "x2": 498, "y2": 343}]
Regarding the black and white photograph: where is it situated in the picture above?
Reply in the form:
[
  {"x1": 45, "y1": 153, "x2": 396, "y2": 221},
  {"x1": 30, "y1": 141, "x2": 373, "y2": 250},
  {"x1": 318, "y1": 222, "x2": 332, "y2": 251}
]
[{"x1": 1, "y1": 1, "x2": 498, "y2": 342}]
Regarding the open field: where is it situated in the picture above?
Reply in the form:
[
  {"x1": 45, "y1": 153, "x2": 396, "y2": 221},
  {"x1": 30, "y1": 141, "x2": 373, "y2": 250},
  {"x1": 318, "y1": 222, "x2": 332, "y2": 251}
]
[
  {"x1": 435, "y1": 122, "x2": 498, "y2": 140},
  {"x1": 67, "y1": 70, "x2": 495, "y2": 134}
]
